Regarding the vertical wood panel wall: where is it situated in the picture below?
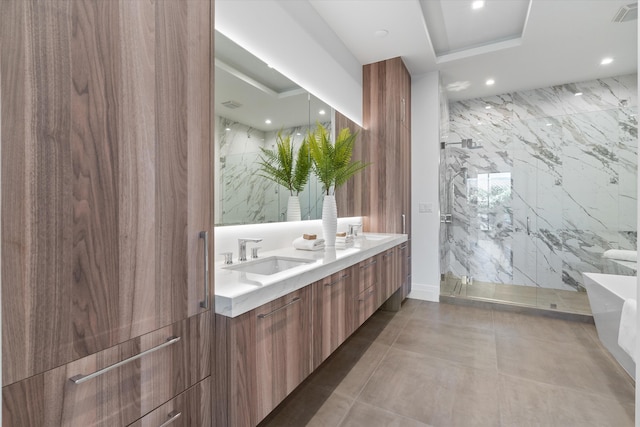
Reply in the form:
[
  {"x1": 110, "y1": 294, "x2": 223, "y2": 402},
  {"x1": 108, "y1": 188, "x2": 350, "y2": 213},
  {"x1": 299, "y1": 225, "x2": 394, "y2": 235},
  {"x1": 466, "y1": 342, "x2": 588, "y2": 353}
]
[{"x1": 337, "y1": 57, "x2": 411, "y2": 235}]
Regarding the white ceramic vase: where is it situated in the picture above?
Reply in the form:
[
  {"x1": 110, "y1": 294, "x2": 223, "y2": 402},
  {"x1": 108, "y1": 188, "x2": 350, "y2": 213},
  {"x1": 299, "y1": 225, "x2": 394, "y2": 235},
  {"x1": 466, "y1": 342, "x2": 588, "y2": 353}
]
[
  {"x1": 287, "y1": 195, "x2": 301, "y2": 222},
  {"x1": 322, "y1": 195, "x2": 337, "y2": 246}
]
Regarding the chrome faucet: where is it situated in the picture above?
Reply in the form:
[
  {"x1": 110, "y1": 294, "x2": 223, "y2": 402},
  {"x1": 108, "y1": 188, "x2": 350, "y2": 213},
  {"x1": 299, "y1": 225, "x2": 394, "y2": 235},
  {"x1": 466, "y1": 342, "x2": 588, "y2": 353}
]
[
  {"x1": 348, "y1": 223, "x2": 362, "y2": 237},
  {"x1": 238, "y1": 238, "x2": 263, "y2": 262}
]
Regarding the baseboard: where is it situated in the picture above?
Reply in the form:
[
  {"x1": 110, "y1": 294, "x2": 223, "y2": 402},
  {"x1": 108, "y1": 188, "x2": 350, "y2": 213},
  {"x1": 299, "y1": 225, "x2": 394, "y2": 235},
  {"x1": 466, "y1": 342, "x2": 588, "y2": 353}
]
[{"x1": 407, "y1": 282, "x2": 440, "y2": 302}]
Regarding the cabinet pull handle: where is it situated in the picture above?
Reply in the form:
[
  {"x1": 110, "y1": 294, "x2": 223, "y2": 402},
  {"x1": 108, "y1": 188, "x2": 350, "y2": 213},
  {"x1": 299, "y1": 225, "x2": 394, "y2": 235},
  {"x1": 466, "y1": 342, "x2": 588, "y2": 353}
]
[
  {"x1": 324, "y1": 274, "x2": 351, "y2": 287},
  {"x1": 159, "y1": 410, "x2": 182, "y2": 427},
  {"x1": 401, "y1": 98, "x2": 406, "y2": 123},
  {"x1": 200, "y1": 230, "x2": 209, "y2": 309},
  {"x1": 400, "y1": 244, "x2": 408, "y2": 250},
  {"x1": 383, "y1": 251, "x2": 394, "y2": 259},
  {"x1": 69, "y1": 336, "x2": 181, "y2": 384},
  {"x1": 402, "y1": 214, "x2": 406, "y2": 234},
  {"x1": 358, "y1": 289, "x2": 375, "y2": 302},
  {"x1": 360, "y1": 260, "x2": 377, "y2": 269},
  {"x1": 257, "y1": 297, "x2": 301, "y2": 319}
]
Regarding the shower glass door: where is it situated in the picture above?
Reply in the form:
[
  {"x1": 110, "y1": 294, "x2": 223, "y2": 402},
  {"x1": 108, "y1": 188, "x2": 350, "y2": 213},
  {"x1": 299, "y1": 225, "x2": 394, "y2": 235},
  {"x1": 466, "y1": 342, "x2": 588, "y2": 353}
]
[{"x1": 441, "y1": 100, "x2": 636, "y2": 316}]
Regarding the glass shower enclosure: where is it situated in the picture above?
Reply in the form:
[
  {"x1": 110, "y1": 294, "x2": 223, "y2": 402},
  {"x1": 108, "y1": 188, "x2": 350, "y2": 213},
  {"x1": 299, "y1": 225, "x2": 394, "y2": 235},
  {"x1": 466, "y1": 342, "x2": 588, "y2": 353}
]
[{"x1": 439, "y1": 76, "x2": 637, "y2": 314}]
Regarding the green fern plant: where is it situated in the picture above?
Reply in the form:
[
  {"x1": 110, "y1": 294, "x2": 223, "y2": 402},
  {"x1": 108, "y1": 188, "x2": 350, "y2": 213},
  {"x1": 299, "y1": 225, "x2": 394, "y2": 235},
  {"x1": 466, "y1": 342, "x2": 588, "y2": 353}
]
[
  {"x1": 306, "y1": 122, "x2": 368, "y2": 195},
  {"x1": 258, "y1": 132, "x2": 311, "y2": 196}
]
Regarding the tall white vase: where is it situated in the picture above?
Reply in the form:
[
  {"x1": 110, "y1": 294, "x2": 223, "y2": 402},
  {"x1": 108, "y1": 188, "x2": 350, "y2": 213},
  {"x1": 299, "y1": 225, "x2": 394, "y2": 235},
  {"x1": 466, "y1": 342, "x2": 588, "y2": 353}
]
[
  {"x1": 322, "y1": 195, "x2": 337, "y2": 246},
  {"x1": 287, "y1": 195, "x2": 301, "y2": 222}
]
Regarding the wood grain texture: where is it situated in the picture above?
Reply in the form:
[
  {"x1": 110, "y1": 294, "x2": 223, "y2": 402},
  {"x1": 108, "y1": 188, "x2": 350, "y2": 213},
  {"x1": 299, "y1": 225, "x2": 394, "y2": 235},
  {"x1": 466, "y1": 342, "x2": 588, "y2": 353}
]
[
  {"x1": 312, "y1": 267, "x2": 354, "y2": 369},
  {"x1": 2, "y1": 311, "x2": 211, "y2": 427},
  {"x1": 350, "y1": 257, "x2": 379, "y2": 331},
  {"x1": 255, "y1": 287, "x2": 312, "y2": 423},
  {"x1": 1, "y1": 0, "x2": 212, "y2": 386},
  {"x1": 128, "y1": 377, "x2": 211, "y2": 427},
  {"x1": 214, "y1": 312, "x2": 256, "y2": 427},
  {"x1": 360, "y1": 57, "x2": 411, "y2": 237}
]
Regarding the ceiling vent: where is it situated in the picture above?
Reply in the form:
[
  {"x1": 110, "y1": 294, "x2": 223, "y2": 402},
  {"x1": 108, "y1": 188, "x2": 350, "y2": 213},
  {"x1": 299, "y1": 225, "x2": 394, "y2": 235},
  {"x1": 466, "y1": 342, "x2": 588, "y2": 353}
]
[
  {"x1": 222, "y1": 100, "x2": 242, "y2": 109},
  {"x1": 613, "y1": 3, "x2": 638, "y2": 22}
]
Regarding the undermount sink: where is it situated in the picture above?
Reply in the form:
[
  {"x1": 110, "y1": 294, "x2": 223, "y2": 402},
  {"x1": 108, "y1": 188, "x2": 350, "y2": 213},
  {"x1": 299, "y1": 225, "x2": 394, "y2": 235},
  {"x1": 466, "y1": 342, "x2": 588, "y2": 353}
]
[
  {"x1": 363, "y1": 234, "x2": 390, "y2": 241},
  {"x1": 223, "y1": 256, "x2": 314, "y2": 276}
]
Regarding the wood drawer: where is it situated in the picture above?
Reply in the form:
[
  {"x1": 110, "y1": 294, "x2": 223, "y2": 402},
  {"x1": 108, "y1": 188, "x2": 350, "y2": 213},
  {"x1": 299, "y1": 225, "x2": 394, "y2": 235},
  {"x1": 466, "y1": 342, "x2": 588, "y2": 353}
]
[
  {"x1": 2, "y1": 312, "x2": 210, "y2": 427},
  {"x1": 128, "y1": 377, "x2": 211, "y2": 427}
]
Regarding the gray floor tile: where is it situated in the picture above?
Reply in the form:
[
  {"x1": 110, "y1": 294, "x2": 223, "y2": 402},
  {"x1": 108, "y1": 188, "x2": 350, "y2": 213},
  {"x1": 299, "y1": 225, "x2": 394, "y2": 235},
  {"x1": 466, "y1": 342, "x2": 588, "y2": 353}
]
[
  {"x1": 394, "y1": 317, "x2": 498, "y2": 371},
  {"x1": 310, "y1": 336, "x2": 389, "y2": 399},
  {"x1": 261, "y1": 300, "x2": 634, "y2": 426},
  {"x1": 411, "y1": 300, "x2": 495, "y2": 331},
  {"x1": 338, "y1": 401, "x2": 431, "y2": 427},
  {"x1": 496, "y1": 334, "x2": 635, "y2": 405},
  {"x1": 499, "y1": 374, "x2": 634, "y2": 427},
  {"x1": 358, "y1": 347, "x2": 501, "y2": 426},
  {"x1": 258, "y1": 382, "x2": 353, "y2": 427},
  {"x1": 493, "y1": 309, "x2": 595, "y2": 346},
  {"x1": 350, "y1": 309, "x2": 411, "y2": 346}
]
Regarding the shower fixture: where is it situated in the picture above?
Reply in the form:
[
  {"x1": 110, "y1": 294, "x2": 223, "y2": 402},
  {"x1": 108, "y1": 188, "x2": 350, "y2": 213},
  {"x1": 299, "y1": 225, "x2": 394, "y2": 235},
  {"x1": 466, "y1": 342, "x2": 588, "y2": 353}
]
[{"x1": 441, "y1": 138, "x2": 482, "y2": 149}]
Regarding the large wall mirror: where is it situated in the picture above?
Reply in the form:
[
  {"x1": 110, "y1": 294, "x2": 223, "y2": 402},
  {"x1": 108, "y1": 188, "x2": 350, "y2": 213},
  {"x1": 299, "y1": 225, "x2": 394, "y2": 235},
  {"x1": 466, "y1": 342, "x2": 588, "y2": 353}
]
[{"x1": 214, "y1": 30, "x2": 333, "y2": 226}]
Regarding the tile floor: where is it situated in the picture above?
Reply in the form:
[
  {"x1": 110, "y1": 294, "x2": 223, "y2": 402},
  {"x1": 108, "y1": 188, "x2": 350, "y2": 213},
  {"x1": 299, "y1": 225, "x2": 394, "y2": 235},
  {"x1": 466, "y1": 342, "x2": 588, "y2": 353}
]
[{"x1": 258, "y1": 299, "x2": 635, "y2": 427}]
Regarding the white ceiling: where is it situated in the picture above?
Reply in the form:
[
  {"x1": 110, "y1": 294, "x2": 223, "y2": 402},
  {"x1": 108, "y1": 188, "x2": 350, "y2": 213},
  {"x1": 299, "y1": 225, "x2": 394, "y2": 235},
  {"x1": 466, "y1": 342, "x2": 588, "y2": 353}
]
[
  {"x1": 309, "y1": 0, "x2": 637, "y2": 101},
  {"x1": 215, "y1": 0, "x2": 637, "y2": 128}
]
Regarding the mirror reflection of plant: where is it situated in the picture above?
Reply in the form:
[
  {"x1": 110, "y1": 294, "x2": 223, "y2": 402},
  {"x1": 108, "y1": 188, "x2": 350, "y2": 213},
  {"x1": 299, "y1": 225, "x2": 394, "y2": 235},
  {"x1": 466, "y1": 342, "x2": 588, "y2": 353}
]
[
  {"x1": 258, "y1": 132, "x2": 311, "y2": 196},
  {"x1": 306, "y1": 122, "x2": 368, "y2": 196}
]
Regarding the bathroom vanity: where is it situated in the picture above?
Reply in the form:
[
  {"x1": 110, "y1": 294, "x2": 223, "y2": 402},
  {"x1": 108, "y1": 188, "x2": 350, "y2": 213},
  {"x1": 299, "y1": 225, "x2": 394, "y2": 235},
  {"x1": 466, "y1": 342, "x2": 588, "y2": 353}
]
[{"x1": 214, "y1": 234, "x2": 408, "y2": 427}]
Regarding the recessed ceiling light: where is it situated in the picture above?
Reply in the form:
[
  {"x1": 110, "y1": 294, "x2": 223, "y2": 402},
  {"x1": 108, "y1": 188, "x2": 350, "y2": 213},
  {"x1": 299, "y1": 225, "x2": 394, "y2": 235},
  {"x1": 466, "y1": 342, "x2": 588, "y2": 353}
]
[
  {"x1": 319, "y1": 109, "x2": 326, "y2": 115},
  {"x1": 485, "y1": 105, "x2": 492, "y2": 110},
  {"x1": 485, "y1": 79, "x2": 495, "y2": 86},
  {"x1": 265, "y1": 119, "x2": 271, "y2": 124},
  {"x1": 574, "y1": 92, "x2": 583, "y2": 96},
  {"x1": 225, "y1": 127, "x2": 231, "y2": 131},
  {"x1": 472, "y1": 1, "x2": 485, "y2": 10},
  {"x1": 600, "y1": 57, "x2": 614, "y2": 65},
  {"x1": 477, "y1": 121, "x2": 482, "y2": 125},
  {"x1": 374, "y1": 29, "x2": 389, "y2": 38},
  {"x1": 546, "y1": 123, "x2": 552, "y2": 127},
  {"x1": 296, "y1": 132, "x2": 302, "y2": 136}
]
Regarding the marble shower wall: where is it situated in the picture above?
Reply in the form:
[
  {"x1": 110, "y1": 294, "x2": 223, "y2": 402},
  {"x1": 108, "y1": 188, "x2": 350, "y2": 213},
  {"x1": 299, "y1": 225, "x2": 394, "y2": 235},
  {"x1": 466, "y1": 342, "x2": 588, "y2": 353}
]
[
  {"x1": 442, "y1": 74, "x2": 637, "y2": 291},
  {"x1": 214, "y1": 116, "x2": 329, "y2": 225}
]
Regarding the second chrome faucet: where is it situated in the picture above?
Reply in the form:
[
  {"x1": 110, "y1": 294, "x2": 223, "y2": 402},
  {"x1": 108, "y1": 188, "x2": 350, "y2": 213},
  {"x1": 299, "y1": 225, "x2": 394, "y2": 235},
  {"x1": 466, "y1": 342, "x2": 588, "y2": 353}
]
[{"x1": 238, "y1": 238, "x2": 263, "y2": 262}]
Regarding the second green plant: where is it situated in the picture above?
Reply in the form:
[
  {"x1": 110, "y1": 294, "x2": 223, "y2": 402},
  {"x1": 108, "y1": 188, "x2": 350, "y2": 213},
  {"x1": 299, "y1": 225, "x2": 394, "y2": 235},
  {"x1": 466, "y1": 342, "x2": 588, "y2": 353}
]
[
  {"x1": 306, "y1": 122, "x2": 368, "y2": 195},
  {"x1": 258, "y1": 132, "x2": 311, "y2": 196}
]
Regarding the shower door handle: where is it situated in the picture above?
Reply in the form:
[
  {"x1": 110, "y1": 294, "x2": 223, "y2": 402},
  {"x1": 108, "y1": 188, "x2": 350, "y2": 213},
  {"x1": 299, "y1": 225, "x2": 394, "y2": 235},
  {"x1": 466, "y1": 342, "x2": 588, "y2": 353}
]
[{"x1": 526, "y1": 217, "x2": 530, "y2": 236}]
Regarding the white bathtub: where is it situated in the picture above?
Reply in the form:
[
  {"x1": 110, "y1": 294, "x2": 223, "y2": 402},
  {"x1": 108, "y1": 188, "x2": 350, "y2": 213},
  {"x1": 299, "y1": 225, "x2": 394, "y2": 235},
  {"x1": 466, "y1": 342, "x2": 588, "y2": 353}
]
[{"x1": 583, "y1": 273, "x2": 637, "y2": 378}]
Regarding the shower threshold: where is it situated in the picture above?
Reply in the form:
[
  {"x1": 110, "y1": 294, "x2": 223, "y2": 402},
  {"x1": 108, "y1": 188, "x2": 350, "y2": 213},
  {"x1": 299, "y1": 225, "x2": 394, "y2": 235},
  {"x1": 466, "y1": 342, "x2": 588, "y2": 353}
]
[{"x1": 440, "y1": 276, "x2": 592, "y2": 318}]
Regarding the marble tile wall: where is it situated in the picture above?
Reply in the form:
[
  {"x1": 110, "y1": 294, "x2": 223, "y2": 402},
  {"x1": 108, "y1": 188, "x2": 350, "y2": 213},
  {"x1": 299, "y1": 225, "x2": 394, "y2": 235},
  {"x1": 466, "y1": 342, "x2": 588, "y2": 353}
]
[
  {"x1": 214, "y1": 116, "x2": 330, "y2": 225},
  {"x1": 441, "y1": 74, "x2": 637, "y2": 291}
]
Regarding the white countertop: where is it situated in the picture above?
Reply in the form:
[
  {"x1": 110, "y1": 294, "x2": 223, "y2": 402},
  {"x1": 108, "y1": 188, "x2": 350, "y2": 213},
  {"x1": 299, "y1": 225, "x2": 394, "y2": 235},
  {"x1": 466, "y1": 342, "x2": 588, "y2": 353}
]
[{"x1": 214, "y1": 233, "x2": 408, "y2": 317}]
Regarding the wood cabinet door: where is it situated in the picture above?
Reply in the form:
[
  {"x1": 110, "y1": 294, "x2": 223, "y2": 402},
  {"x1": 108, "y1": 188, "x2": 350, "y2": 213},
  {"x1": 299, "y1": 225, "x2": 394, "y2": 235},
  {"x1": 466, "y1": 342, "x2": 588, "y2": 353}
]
[
  {"x1": 381, "y1": 248, "x2": 398, "y2": 303},
  {"x1": 128, "y1": 377, "x2": 211, "y2": 427},
  {"x1": 362, "y1": 57, "x2": 411, "y2": 235},
  {"x1": 400, "y1": 58, "x2": 411, "y2": 238},
  {"x1": 350, "y1": 258, "x2": 379, "y2": 330},
  {"x1": 255, "y1": 287, "x2": 312, "y2": 423},
  {"x1": 399, "y1": 243, "x2": 410, "y2": 300},
  {"x1": 1, "y1": 0, "x2": 212, "y2": 386},
  {"x1": 313, "y1": 267, "x2": 353, "y2": 368}
]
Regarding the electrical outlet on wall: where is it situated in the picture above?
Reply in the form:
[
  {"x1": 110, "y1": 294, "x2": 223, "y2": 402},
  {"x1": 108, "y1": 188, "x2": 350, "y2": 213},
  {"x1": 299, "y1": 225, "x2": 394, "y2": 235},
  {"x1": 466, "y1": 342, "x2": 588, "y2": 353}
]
[{"x1": 418, "y1": 203, "x2": 433, "y2": 213}]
